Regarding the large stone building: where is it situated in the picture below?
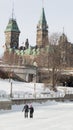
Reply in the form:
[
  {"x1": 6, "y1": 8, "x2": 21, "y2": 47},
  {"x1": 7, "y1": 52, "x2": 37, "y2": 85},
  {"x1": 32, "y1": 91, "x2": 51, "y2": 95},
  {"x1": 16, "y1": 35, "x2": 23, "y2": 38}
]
[
  {"x1": 2, "y1": 6, "x2": 73, "y2": 85},
  {"x1": 59, "y1": 32, "x2": 73, "y2": 67}
]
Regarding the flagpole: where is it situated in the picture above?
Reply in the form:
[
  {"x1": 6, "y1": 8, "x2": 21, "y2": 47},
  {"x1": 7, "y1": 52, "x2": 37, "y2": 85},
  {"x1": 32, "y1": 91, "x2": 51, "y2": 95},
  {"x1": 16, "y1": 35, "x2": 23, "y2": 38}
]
[
  {"x1": 12, "y1": 0, "x2": 14, "y2": 19},
  {"x1": 42, "y1": 0, "x2": 44, "y2": 8}
]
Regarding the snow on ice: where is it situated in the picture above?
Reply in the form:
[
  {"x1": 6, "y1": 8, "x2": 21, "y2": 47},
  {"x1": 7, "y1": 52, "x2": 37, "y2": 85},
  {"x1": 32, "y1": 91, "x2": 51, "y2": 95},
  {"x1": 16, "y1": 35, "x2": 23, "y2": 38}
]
[
  {"x1": 0, "y1": 79, "x2": 73, "y2": 130},
  {"x1": 0, "y1": 101, "x2": 73, "y2": 130},
  {"x1": 0, "y1": 78, "x2": 68, "y2": 99}
]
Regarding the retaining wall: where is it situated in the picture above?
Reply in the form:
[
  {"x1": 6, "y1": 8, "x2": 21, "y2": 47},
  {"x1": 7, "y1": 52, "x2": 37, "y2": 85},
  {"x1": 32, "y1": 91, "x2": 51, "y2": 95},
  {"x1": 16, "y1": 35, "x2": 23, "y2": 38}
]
[{"x1": 0, "y1": 100, "x2": 12, "y2": 110}]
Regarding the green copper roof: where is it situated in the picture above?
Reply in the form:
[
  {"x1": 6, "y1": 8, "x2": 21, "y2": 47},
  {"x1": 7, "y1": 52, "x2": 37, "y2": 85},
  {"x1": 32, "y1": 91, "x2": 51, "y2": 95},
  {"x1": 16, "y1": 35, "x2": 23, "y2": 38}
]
[
  {"x1": 38, "y1": 8, "x2": 48, "y2": 28},
  {"x1": 5, "y1": 18, "x2": 20, "y2": 33}
]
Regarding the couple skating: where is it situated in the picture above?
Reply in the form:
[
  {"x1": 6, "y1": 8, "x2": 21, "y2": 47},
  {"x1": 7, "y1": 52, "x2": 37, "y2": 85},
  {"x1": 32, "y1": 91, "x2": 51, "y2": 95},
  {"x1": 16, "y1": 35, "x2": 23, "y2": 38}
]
[{"x1": 22, "y1": 104, "x2": 34, "y2": 118}]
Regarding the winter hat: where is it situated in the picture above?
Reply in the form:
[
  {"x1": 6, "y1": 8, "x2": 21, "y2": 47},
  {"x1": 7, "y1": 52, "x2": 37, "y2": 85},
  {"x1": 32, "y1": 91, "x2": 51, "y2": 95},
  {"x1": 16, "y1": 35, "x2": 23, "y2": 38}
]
[{"x1": 30, "y1": 104, "x2": 32, "y2": 107}]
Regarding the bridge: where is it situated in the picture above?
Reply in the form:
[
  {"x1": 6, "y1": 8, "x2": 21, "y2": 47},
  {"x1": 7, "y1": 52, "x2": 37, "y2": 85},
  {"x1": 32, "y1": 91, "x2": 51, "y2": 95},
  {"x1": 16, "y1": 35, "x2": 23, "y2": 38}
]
[
  {"x1": 0, "y1": 63, "x2": 73, "y2": 84},
  {"x1": 0, "y1": 64, "x2": 38, "y2": 82}
]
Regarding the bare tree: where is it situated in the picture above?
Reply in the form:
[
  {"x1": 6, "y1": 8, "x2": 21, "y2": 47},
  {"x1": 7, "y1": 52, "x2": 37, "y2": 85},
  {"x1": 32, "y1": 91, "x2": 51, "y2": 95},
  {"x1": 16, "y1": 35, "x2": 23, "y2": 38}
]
[{"x1": 49, "y1": 33, "x2": 61, "y2": 91}]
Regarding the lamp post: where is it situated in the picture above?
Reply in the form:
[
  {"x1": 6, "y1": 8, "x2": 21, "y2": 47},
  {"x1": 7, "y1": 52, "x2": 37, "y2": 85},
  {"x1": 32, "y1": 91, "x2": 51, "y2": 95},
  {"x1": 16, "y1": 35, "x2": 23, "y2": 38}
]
[
  {"x1": 9, "y1": 72, "x2": 13, "y2": 98},
  {"x1": 10, "y1": 80, "x2": 13, "y2": 98},
  {"x1": 34, "y1": 83, "x2": 36, "y2": 99}
]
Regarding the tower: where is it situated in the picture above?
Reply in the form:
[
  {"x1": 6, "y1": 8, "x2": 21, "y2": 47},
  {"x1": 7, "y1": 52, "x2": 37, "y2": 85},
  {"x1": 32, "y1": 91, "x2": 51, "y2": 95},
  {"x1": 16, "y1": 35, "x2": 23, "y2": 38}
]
[
  {"x1": 36, "y1": 7, "x2": 49, "y2": 48},
  {"x1": 5, "y1": 18, "x2": 20, "y2": 49},
  {"x1": 4, "y1": 5, "x2": 20, "y2": 49}
]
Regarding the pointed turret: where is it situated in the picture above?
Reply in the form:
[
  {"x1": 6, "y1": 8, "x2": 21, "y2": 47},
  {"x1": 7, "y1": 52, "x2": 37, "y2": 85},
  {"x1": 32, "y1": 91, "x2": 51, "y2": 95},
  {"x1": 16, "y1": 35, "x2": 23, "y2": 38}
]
[
  {"x1": 59, "y1": 33, "x2": 68, "y2": 44},
  {"x1": 5, "y1": 18, "x2": 20, "y2": 33},
  {"x1": 36, "y1": 7, "x2": 49, "y2": 47},
  {"x1": 5, "y1": 18, "x2": 20, "y2": 49},
  {"x1": 37, "y1": 8, "x2": 48, "y2": 30}
]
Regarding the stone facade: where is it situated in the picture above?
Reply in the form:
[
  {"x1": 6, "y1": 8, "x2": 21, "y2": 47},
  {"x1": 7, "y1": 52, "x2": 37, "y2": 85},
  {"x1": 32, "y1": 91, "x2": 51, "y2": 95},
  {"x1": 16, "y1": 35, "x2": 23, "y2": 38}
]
[
  {"x1": 5, "y1": 18, "x2": 20, "y2": 49},
  {"x1": 2, "y1": 7, "x2": 73, "y2": 85},
  {"x1": 36, "y1": 8, "x2": 49, "y2": 48},
  {"x1": 0, "y1": 100, "x2": 12, "y2": 110}
]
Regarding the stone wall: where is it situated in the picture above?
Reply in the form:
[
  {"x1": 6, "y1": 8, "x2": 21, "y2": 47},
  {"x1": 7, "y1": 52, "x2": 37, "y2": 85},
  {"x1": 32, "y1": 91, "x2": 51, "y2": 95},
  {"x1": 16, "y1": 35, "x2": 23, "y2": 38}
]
[{"x1": 0, "y1": 100, "x2": 12, "y2": 110}]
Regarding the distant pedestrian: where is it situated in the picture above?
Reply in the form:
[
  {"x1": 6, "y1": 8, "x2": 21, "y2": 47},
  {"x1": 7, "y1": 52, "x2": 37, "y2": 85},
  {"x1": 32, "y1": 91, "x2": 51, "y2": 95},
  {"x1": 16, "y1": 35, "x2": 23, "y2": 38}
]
[
  {"x1": 22, "y1": 104, "x2": 29, "y2": 118},
  {"x1": 29, "y1": 105, "x2": 34, "y2": 118}
]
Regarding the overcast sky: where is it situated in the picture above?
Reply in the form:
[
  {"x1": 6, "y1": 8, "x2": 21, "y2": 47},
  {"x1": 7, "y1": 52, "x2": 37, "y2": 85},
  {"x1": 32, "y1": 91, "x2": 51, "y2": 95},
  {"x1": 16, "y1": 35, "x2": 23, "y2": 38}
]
[{"x1": 0, "y1": 0, "x2": 73, "y2": 55}]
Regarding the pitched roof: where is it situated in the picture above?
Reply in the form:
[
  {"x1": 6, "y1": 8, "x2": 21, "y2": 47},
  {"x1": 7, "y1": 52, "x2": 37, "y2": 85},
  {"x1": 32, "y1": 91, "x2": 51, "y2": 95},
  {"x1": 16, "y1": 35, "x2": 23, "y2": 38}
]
[
  {"x1": 59, "y1": 33, "x2": 68, "y2": 43},
  {"x1": 5, "y1": 18, "x2": 20, "y2": 33},
  {"x1": 38, "y1": 8, "x2": 48, "y2": 29}
]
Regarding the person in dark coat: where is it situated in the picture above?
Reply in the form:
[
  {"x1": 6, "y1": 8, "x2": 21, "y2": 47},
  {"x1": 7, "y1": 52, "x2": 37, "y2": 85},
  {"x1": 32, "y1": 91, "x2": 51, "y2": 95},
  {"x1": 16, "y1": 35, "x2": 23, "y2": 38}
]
[
  {"x1": 29, "y1": 105, "x2": 34, "y2": 118},
  {"x1": 22, "y1": 104, "x2": 29, "y2": 118}
]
